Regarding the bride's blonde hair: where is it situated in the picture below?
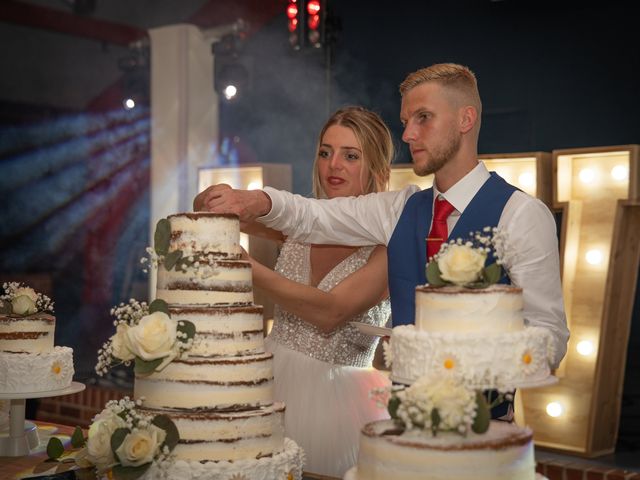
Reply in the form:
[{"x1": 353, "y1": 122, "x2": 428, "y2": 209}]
[{"x1": 312, "y1": 106, "x2": 394, "y2": 198}]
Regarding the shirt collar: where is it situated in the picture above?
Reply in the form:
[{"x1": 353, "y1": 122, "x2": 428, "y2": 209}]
[{"x1": 433, "y1": 162, "x2": 490, "y2": 214}]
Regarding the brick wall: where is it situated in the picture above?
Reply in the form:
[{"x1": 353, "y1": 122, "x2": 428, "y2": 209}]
[
  {"x1": 36, "y1": 384, "x2": 132, "y2": 427},
  {"x1": 537, "y1": 460, "x2": 640, "y2": 479}
]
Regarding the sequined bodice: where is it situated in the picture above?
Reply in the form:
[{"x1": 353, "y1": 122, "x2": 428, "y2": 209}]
[{"x1": 268, "y1": 241, "x2": 391, "y2": 367}]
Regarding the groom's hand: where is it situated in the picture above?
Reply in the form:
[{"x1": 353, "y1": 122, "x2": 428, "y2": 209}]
[{"x1": 193, "y1": 184, "x2": 272, "y2": 221}]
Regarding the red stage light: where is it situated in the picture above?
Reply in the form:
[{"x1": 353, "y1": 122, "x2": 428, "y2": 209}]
[
  {"x1": 306, "y1": 0, "x2": 321, "y2": 16},
  {"x1": 308, "y1": 14, "x2": 320, "y2": 31},
  {"x1": 286, "y1": 3, "x2": 298, "y2": 19}
]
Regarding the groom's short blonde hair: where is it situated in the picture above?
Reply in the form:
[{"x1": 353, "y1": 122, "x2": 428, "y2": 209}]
[{"x1": 399, "y1": 63, "x2": 482, "y2": 118}]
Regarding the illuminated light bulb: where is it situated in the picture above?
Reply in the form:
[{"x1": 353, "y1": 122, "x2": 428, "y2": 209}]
[
  {"x1": 546, "y1": 402, "x2": 563, "y2": 417},
  {"x1": 247, "y1": 180, "x2": 263, "y2": 190},
  {"x1": 576, "y1": 340, "x2": 595, "y2": 356},
  {"x1": 585, "y1": 249, "x2": 603, "y2": 265},
  {"x1": 578, "y1": 168, "x2": 596, "y2": 184},
  {"x1": 123, "y1": 98, "x2": 136, "y2": 110},
  {"x1": 223, "y1": 85, "x2": 238, "y2": 100},
  {"x1": 518, "y1": 172, "x2": 535, "y2": 189},
  {"x1": 611, "y1": 165, "x2": 628, "y2": 181}
]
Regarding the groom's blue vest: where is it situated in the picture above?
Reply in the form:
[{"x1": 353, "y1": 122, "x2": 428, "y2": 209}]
[
  {"x1": 387, "y1": 172, "x2": 517, "y2": 326},
  {"x1": 387, "y1": 172, "x2": 518, "y2": 419}
]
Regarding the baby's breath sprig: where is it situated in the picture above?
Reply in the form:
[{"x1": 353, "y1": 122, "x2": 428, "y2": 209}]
[
  {"x1": 140, "y1": 247, "x2": 160, "y2": 274},
  {"x1": 110, "y1": 298, "x2": 149, "y2": 327}
]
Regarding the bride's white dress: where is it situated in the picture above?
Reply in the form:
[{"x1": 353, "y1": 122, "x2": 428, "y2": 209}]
[{"x1": 265, "y1": 241, "x2": 391, "y2": 478}]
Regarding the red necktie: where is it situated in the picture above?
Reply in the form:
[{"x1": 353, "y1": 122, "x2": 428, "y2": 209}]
[{"x1": 427, "y1": 196, "x2": 455, "y2": 260}]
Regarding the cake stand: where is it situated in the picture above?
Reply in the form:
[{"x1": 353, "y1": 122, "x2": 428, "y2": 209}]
[{"x1": 0, "y1": 381, "x2": 85, "y2": 456}]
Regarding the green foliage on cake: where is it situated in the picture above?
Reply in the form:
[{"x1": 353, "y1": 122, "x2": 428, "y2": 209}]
[{"x1": 150, "y1": 217, "x2": 216, "y2": 273}]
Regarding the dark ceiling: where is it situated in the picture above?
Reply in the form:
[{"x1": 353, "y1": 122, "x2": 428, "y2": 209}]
[{"x1": 0, "y1": 0, "x2": 283, "y2": 110}]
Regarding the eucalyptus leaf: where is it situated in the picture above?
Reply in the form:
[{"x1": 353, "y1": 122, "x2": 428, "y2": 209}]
[
  {"x1": 148, "y1": 298, "x2": 170, "y2": 316},
  {"x1": 472, "y1": 391, "x2": 491, "y2": 434},
  {"x1": 387, "y1": 395, "x2": 401, "y2": 419},
  {"x1": 135, "y1": 356, "x2": 164, "y2": 375},
  {"x1": 46, "y1": 436, "x2": 65, "y2": 460},
  {"x1": 177, "y1": 320, "x2": 196, "y2": 342},
  {"x1": 426, "y1": 261, "x2": 446, "y2": 287},
  {"x1": 110, "y1": 427, "x2": 130, "y2": 460},
  {"x1": 465, "y1": 280, "x2": 490, "y2": 289},
  {"x1": 482, "y1": 262, "x2": 502, "y2": 285},
  {"x1": 164, "y1": 250, "x2": 183, "y2": 271},
  {"x1": 112, "y1": 462, "x2": 152, "y2": 480},
  {"x1": 152, "y1": 414, "x2": 180, "y2": 452},
  {"x1": 71, "y1": 426, "x2": 86, "y2": 448},
  {"x1": 0, "y1": 300, "x2": 11, "y2": 315},
  {"x1": 154, "y1": 218, "x2": 171, "y2": 256}
]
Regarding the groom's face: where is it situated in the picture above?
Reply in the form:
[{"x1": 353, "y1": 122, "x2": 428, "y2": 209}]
[{"x1": 400, "y1": 82, "x2": 462, "y2": 177}]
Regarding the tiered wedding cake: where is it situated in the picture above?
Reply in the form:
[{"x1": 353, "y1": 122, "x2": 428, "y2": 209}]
[
  {"x1": 345, "y1": 230, "x2": 555, "y2": 480},
  {"x1": 140, "y1": 213, "x2": 303, "y2": 478},
  {"x1": 0, "y1": 283, "x2": 74, "y2": 393},
  {"x1": 80, "y1": 213, "x2": 303, "y2": 480}
]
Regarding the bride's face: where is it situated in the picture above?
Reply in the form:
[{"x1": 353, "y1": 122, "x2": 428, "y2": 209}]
[{"x1": 317, "y1": 125, "x2": 369, "y2": 199}]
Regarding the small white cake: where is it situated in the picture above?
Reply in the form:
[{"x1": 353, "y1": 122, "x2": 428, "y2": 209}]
[
  {"x1": 389, "y1": 285, "x2": 554, "y2": 389},
  {"x1": 0, "y1": 284, "x2": 74, "y2": 394},
  {"x1": 348, "y1": 419, "x2": 535, "y2": 480}
]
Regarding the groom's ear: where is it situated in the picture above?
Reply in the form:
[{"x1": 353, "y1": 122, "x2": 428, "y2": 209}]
[{"x1": 459, "y1": 106, "x2": 477, "y2": 134}]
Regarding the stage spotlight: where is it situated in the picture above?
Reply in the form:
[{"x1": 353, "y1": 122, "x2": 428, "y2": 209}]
[
  {"x1": 213, "y1": 34, "x2": 251, "y2": 102},
  {"x1": 118, "y1": 42, "x2": 150, "y2": 110}
]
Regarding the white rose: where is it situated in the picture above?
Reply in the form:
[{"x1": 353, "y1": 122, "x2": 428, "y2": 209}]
[
  {"x1": 438, "y1": 244, "x2": 486, "y2": 285},
  {"x1": 86, "y1": 410, "x2": 126, "y2": 469},
  {"x1": 115, "y1": 424, "x2": 166, "y2": 467},
  {"x1": 111, "y1": 324, "x2": 135, "y2": 361},
  {"x1": 13, "y1": 287, "x2": 38, "y2": 302},
  {"x1": 125, "y1": 311, "x2": 177, "y2": 361},
  {"x1": 427, "y1": 377, "x2": 475, "y2": 430},
  {"x1": 11, "y1": 295, "x2": 37, "y2": 315}
]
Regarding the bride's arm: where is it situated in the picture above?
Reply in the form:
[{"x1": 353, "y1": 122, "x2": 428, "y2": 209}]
[
  {"x1": 240, "y1": 220, "x2": 285, "y2": 243},
  {"x1": 248, "y1": 246, "x2": 389, "y2": 333}
]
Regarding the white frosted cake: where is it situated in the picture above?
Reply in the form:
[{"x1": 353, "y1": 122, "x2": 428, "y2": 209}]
[
  {"x1": 389, "y1": 284, "x2": 555, "y2": 389},
  {"x1": 346, "y1": 233, "x2": 553, "y2": 480},
  {"x1": 346, "y1": 419, "x2": 535, "y2": 480},
  {"x1": 155, "y1": 213, "x2": 253, "y2": 306},
  {"x1": 0, "y1": 284, "x2": 74, "y2": 394},
  {"x1": 136, "y1": 213, "x2": 304, "y2": 479}
]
